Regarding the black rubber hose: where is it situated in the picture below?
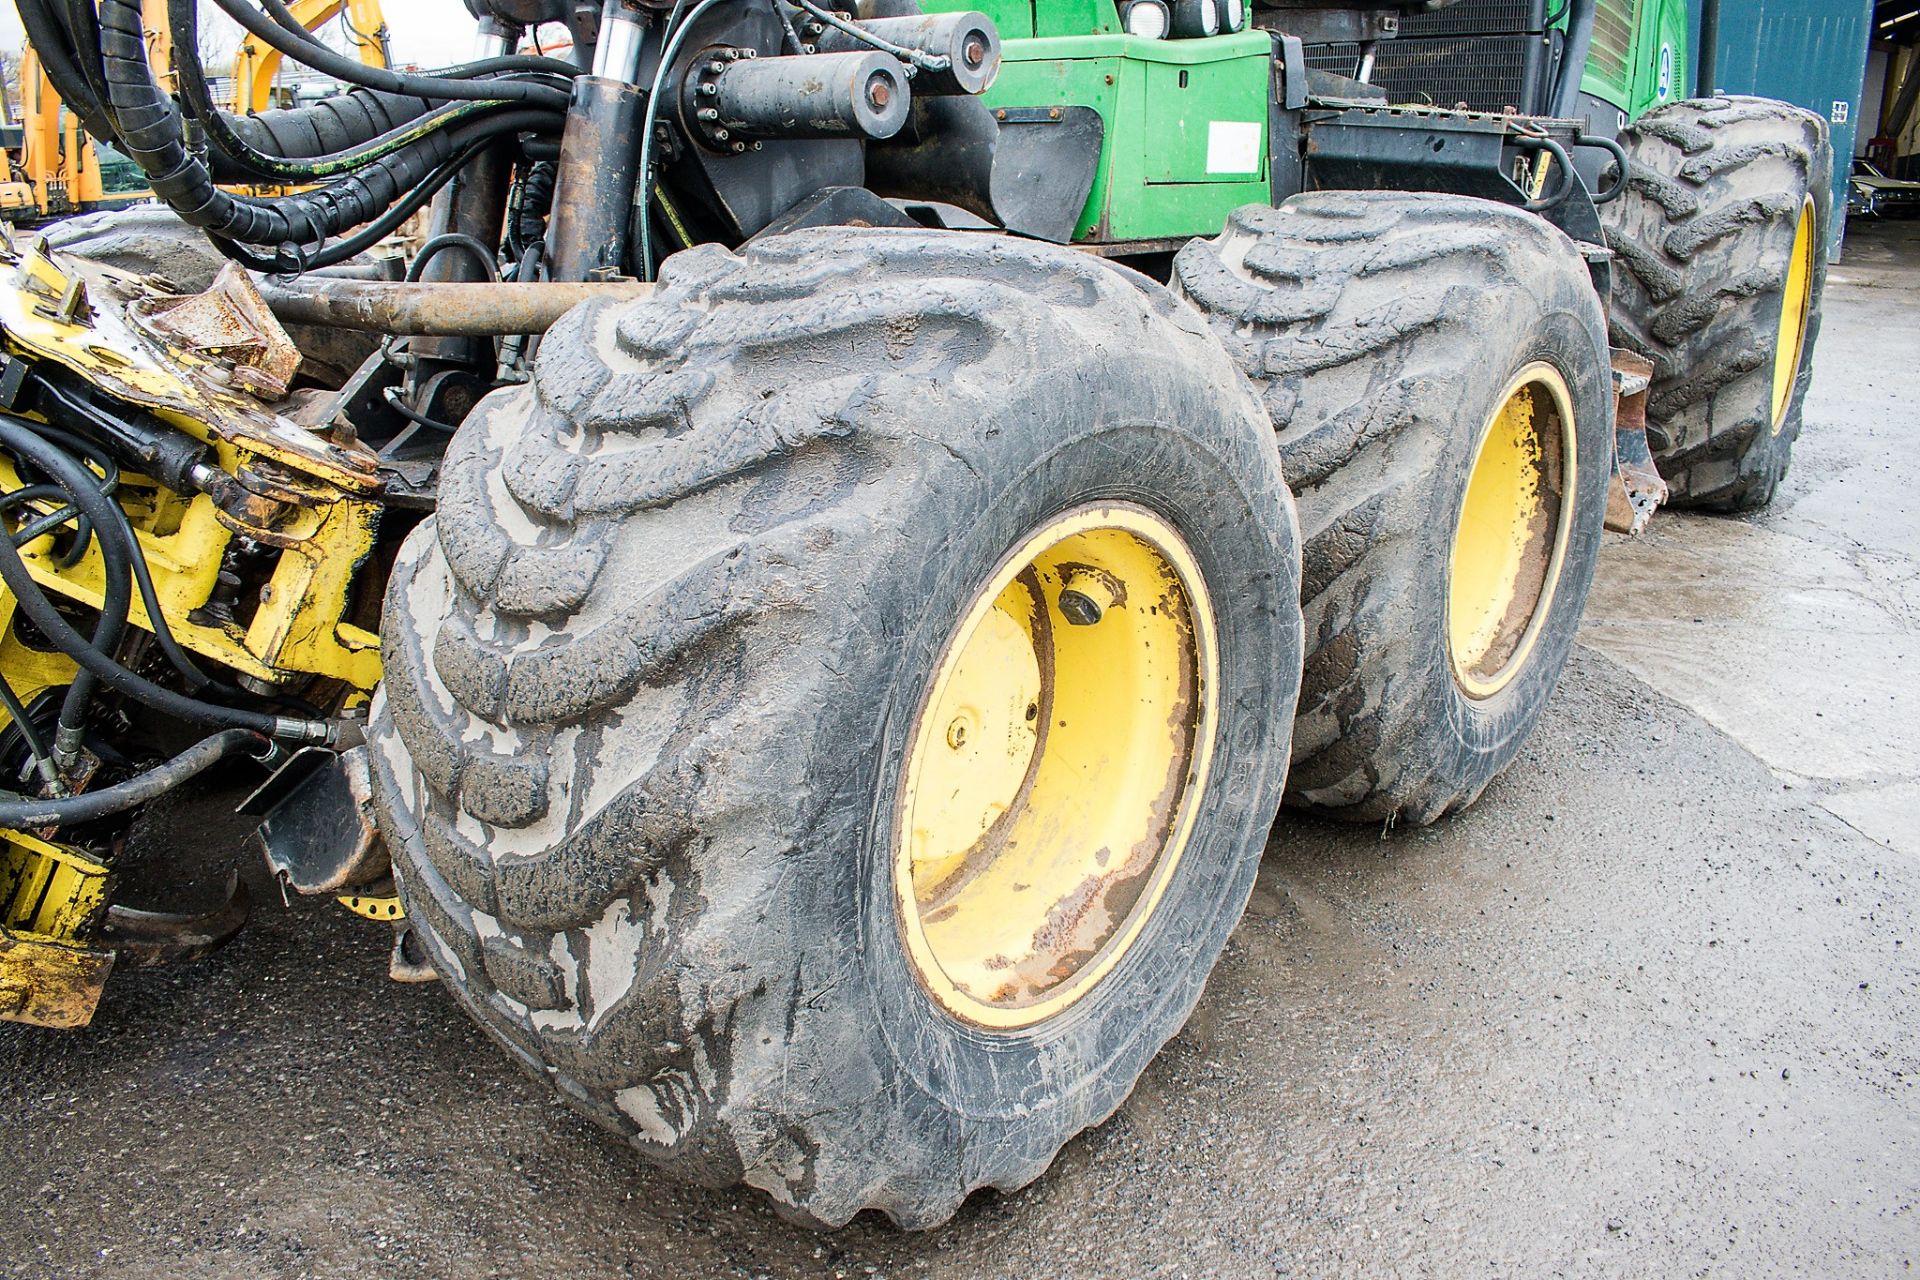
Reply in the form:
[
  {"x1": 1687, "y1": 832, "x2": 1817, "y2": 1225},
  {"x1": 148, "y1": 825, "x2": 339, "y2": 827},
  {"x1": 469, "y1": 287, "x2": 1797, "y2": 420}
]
[
  {"x1": 208, "y1": 0, "x2": 573, "y2": 110},
  {"x1": 207, "y1": 124, "x2": 549, "y2": 272},
  {"x1": 0, "y1": 419, "x2": 133, "y2": 756},
  {"x1": 168, "y1": 0, "x2": 499, "y2": 184},
  {"x1": 17, "y1": 384, "x2": 220, "y2": 693},
  {"x1": 252, "y1": 0, "x2": 581, "y2": 84},
  {"x1": 406, "y1": 234, "x2": 500, "y2": 283},
  {"x1": 0, "y1": 526, "x2": 322, "y2": 739},
  {"x1": 0, "y1": 676, "x2": 55, "y2": 784},
  {"x1": 0, "y1": 729, "x2": 264, "y2": 827},
  {"x1": 98, "y1": 0, "x2": 550, "y2": 252},
  {"x1": 60, "y1": 0, "x2": 122, "y2": 134},
  {"x1": 1, "y1": 483, "x2": 91, "y2": 560},
  {"x1": 0, "y1": 420, "x2": 325, "y2": 741},
  {"x1": 14, "y1": 0, "x2": 119, "y2": 143}
]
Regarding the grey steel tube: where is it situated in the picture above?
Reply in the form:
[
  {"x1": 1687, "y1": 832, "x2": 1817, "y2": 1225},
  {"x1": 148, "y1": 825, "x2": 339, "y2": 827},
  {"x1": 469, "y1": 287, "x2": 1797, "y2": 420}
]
[
  {"x1": 253, "y1": 277, "x2": 655, "y2": 335},
  {"x1": 696, "y1": 51, "x2": 910, "y2": 143},
  {"x1": 810, "y1": 12, "x2": 1000, "y2": 96},
  {"x1": 1696, "y1": 0, "x2": 1719, "y2": 98},
  {"x1": 1551, "y1": 0, "x2": 1596, "y2": 119}
]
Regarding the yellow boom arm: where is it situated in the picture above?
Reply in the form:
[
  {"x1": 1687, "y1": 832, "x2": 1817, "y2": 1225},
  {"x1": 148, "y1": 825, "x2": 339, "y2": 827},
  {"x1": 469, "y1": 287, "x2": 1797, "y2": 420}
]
[{"x1": 230, "y1": 0, "x2": 392, "y2": 115}]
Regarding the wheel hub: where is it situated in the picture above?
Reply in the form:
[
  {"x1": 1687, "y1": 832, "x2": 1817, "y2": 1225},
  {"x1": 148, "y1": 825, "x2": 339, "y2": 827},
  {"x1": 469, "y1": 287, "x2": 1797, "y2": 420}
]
[
  {"x1": 1447, "y1": 363, "x2": 1577, "y2": 699},
  {"x1": 895, "y1": 504, "x2": 1218, "y2": 1029},
  {"x1": 1771, "y1": 196, "x2": 1817, "y2": 432}
]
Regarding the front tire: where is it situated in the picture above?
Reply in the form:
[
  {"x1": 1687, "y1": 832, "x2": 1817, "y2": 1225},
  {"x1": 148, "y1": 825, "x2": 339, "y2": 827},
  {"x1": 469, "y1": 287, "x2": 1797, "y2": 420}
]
[
  {"x1": 1603, "y1": 95, "x2": 1832, "y2": 511},
  {"x1": 370, "y1": 229, "x2": 1303, "y2": 1227}
]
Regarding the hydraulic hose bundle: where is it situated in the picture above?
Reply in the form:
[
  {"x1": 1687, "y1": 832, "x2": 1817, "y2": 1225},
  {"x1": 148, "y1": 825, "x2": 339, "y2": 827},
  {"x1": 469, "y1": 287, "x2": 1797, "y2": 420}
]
[
  {"x1": 14, "y1": 0, "x2": 581, "y2": 270},
  {"x1": 0, "y1": 387, "x2": 333, "y2": 826}
]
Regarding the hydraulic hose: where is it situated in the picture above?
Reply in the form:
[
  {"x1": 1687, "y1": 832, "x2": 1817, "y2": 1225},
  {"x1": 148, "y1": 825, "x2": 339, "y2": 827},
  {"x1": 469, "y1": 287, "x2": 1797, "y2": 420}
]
[
  {"x1": 14, "y1": 0, "x2": 119, "y2": 143},
  {"x1": 0, "y1": 521, "x2": 329, "y2": 743},
  {"x1": 0, "y1": 418, "x2": 133, "y2": 764},
  {"x1": 0, "y1": 729, "x2": 266, "y2": 827},
  {"x1": 207, "y1": 0, "x2": 574, "y2": 111}
]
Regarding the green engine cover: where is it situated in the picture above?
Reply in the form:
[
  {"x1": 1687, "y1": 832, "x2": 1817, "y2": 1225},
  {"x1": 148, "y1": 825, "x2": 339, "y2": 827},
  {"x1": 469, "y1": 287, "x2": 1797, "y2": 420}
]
[
  {"x1": 1579, "y1": 0, "x2": 1692, "y2": 122},
  {"x1": 984, "y1": 31, "x2": 1274, "y2": 243}
]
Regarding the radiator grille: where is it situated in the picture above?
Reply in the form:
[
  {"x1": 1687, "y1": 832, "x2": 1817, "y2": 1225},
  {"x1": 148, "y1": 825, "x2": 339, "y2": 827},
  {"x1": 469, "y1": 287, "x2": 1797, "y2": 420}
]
[
  {"x1": 1400, "y1": 0, "x2": 1540, "y2": 37},
  {"x1": 1306, "y1": 35, "x2": 1535, "y2": 113},
  {"x1": 1588, "y1": 0, "x2": 1640, "y2": 84}
]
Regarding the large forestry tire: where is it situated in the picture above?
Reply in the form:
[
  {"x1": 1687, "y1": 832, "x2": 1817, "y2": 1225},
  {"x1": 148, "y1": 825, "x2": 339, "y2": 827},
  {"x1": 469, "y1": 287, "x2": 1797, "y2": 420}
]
[
  {"x1": 43, "y1": 206, "x2": 377, "y2": 388},
  {"x1": 369, "y1": 229, "x2": 1304, "y2": 1227},
  {"x1": 1173, "y1": 192, "x2": 1612, "y2": 824},
  {"x1": 1602, "y1": 95, "x2": 1832, "y2": 511}
]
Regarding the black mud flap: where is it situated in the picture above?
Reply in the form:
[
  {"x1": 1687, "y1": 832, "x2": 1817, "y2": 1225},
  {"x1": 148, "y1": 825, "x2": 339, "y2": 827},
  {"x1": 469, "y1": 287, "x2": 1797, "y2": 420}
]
[{"x1": 243, "y1": 745, "x2": 387, "y2": 896}]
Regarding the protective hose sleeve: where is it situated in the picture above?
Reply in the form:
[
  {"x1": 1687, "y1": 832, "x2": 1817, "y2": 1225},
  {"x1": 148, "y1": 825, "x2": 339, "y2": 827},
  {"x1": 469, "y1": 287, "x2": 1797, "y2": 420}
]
[
  {"x1": 213, "y1": 89, "x2": 440, "y2": 179},
  {"x1": 15, "y1": 0, "x2": 120, "y2": 143},
  {"x1": 0, "y1": 730, "x2": 262, "y2": 827},
  {"x1": 99, "y1": 0, "x2": 541, "y2": 249}
]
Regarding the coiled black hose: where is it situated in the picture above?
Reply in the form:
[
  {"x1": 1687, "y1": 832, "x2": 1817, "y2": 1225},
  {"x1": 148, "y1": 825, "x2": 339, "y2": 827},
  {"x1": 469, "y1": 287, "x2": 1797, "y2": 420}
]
[{"x1": 209, "y1": 0, "x2": 574, "y2": 111}]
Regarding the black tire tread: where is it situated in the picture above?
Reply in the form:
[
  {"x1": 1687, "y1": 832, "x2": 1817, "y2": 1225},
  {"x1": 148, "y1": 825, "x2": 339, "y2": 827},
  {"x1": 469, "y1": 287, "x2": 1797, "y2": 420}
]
[
  {"x1": 1174, "y1": 191, "x2": 1607, "y2": 822},
  {"x1": 1603, "y1": 95, "x2": 1832, "y2": 511},
  {"x1": 371, "y1": 228, "x2": 1282, "y2": 1227}
]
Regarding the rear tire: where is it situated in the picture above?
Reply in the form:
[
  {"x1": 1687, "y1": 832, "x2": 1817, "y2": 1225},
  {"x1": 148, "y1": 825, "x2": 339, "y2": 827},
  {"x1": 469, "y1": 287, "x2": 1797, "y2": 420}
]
[
  {"x1": 1174, "y1": 192, "x2": 1612, "y2": 823},
  {"x1": 1602, "y1": 95, "x2": 1832, "y2": 511},
  {"x1": 370, "y1": 229, "x2": 1303, "y2": 1227}
]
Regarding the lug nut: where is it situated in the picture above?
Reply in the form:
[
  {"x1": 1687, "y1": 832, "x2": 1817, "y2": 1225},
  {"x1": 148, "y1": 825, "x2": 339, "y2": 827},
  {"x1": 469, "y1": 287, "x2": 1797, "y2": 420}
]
[
  {"x1": 1058, "y1": 569, "x2": 1120, "y2": 626},
  {"x1": 946, "y1": 717, "x2": 970, "y2": 749}
]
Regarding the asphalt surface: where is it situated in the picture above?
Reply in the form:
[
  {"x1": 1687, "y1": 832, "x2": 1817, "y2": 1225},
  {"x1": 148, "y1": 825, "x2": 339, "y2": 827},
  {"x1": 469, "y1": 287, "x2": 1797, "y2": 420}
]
[{"x1": 4, "y1": 219, "x2": 1917, "y2": 1280}]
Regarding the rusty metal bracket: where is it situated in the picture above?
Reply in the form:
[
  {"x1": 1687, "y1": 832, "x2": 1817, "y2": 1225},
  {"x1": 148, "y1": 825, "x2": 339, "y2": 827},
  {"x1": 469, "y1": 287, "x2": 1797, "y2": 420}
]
[
  {"x1": 130, "y1": 262, "x2": 303, "y2": 400},
  {"x1": 1605, "y1": 348, "x2": 1668, "y2": 535},
  {"x1": 100, "y1": 874, "x2": 251, "y2": 967},
  {"x1": 246, "y1": 745, "x2": 388, "y2": 896}
]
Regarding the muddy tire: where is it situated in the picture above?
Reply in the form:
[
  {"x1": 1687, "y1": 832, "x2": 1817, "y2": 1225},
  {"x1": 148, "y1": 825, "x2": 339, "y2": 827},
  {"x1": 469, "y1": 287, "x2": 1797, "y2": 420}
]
[
  {"x1": 43, "y1": 206, "x2": 377, "y2": 388},
  {"x1": 1173, "y1": 192, "x2": 1612, "y2": 823},
  {"x1": 1602, "y1": 95, "x2": 1831, "y2": 511},
  {"x1": 369, "y1": 228, "x2": 1303, "y2": 1227}
]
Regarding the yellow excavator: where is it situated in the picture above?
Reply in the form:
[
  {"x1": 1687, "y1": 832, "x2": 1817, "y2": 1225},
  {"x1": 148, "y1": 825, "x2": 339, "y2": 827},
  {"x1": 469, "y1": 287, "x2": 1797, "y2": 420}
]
[
  {"x1": 1, "y1": 0, "x2": 389, "y2": 223},
  {"x1": 228, "y1": 0, "x2": 390, "y2": 113}
]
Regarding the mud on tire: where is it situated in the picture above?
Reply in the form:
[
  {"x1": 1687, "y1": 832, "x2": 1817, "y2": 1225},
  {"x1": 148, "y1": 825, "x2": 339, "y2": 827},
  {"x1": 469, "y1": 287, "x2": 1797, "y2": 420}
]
[
  {"x1": 369, "y1": 229, "x2": 1303, "y2": 1227},
  {"x1": 1603, "y1": 95, "x2": 1832, "y2": 511},
  {"x1": 1174, "y1": 192, "x2": 1613, "y2": 823}
]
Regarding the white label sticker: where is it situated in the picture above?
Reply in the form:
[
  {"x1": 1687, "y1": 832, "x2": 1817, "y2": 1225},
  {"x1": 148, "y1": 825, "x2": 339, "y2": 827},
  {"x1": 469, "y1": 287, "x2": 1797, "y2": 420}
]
[
  {"x1": 1205, "y1": 121, "x2": 1263, "y2": 175},
  {"x1": 1832, "y1": 100, "x2": 1850, "y2": 124}
]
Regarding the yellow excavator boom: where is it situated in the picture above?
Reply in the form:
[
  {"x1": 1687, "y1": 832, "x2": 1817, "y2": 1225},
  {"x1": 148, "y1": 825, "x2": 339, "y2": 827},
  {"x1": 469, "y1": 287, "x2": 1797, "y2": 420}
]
[{"x1": 231, "y1": 0, "x2": 392, "y2": 115}]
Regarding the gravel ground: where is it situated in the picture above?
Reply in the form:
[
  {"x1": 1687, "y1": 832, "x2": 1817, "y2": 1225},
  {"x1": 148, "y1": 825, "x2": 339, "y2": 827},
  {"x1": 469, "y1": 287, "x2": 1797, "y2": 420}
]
[{"x1": 2, "y1": 220, "x2": 1916, "y2": 1280}]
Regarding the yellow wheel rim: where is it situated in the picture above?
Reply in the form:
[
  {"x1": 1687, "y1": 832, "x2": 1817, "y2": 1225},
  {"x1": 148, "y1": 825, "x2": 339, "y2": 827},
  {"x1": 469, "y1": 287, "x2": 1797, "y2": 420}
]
[
  {"x1": 1446, "y1": 363, "x2": 1577, "y2": 700},
  {"x1": 894, "y1": 504, "x2": 1219, "y2": 1030},
  {"x1": 1771, "y1": 195, "x2": 1817, "y2": 432}
]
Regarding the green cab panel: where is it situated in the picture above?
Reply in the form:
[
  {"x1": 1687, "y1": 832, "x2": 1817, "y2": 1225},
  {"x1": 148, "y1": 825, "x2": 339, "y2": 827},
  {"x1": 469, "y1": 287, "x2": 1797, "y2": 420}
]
[
  {"x1": 980, "y1": 32, "x2": 1274, "y2": 242},
  {"x1": 1578, "y1": 0, "x2": 1690, "y2": 120}
]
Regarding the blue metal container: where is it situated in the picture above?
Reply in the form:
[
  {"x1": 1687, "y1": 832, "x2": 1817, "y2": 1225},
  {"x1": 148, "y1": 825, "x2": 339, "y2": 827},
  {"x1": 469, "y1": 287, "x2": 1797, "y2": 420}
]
[{"x1": 1698, "y1": 0, "x2": 1875, "y2": 258}]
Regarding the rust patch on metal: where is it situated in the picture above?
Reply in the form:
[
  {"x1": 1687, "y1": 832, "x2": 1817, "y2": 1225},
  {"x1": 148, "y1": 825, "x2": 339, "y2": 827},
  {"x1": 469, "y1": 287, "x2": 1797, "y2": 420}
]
[
  {"x1": 0, "y1": 931, "x2": 114, "y2": 1028},
  {"x1": 1606, "y1": 348, "x2": 1669, "y2": 535},
  {"x1": 130, "y1": 261, "x2": 302, "y2": 399}
]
